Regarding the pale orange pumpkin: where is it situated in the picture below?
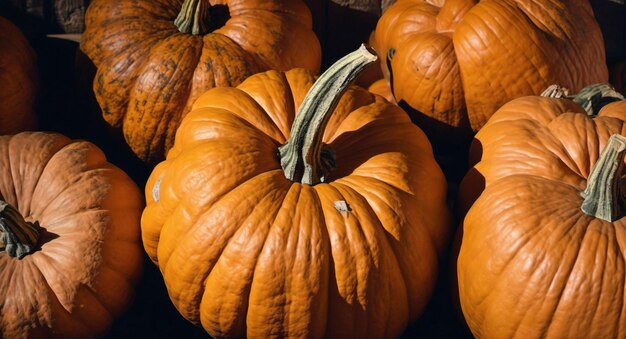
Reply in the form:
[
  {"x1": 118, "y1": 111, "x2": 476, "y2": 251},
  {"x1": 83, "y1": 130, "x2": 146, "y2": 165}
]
[
  {"x1": 142, "y1": 46, "x2": 451, "y2": 337},
  {"x1": 0, "y1": 132, "x2": 143, "y2": 338}
]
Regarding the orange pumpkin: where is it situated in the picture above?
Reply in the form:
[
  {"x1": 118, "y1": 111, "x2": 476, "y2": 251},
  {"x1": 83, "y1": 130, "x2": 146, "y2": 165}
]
[
  {"x1": 0, "y1": 132, "x2": 143, "y2": 338},
  {"x1": 374, "y1": 0, "x2": 608, "y2": 141},
  {"x1": 0, "y1": 16, "x2": 37, "y2": 135},
  {"x1": 141, "y1": 46, "x2": 451, "y2": 337},
  {"x1": 457, "y1": 84, "x2": 626, "y2": 337},
  {"x1": 80, "y1": 0, "x2": 322, "y2": 164}
]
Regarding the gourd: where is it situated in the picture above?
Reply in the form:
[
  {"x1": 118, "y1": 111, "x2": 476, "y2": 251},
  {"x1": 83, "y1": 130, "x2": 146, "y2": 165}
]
[
  {"x1": 80, "y1": 0, "x2": 322, "y2": 164},
  {"x1": 0, "y1": 132, "x2": 143, "y2": 338},
  {"x1": 457, "y1": 83, "x2": 626, "y2": 338},
  {"x1": 374, "y1": 0, "x2": 608, "y2": 141},
  {"x1": 142, "y1": 46, "x2": 451, "y2": 338}
]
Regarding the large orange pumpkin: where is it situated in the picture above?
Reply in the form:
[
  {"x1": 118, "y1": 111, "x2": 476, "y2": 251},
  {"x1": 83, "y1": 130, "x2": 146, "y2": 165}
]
[
  {"x1": 0, "y1": 132, "x2": 143, "y2": 338},
  {"x1": 0, "y1": 16, "x2": 37, "y2": 135},
  {"x1": 374, "y1": 0, "x2": 608, "y2": 141},
  {"x1": 141, "y1": 46, "x2": 451, "y2": 337},
  {"x1": 457, "y1": 84, "x2": 626, "y2": 337},
  {"x1": 80, "y1": 0, "x2": 322, "y2": 164}
]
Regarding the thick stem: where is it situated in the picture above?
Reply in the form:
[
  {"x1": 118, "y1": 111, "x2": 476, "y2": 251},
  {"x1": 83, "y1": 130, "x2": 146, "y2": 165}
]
[
  {"x1": 174, "y1": 0, "x2": 211, "y2": 35},
  {"x1": 278, "y1": 44, "x2": 378, "y2": 185},
  {"x1": 0, "y1": 200, "x2": 40, "y2": 259},
  {"x1": 541, "y1": 83, "x2": 624, "y2": 115},
  {"x1": 581, "y1": 134, "x2": 626, "y2": 221},
  {"x1": 573, "y1": 83, "x2": 624, "y2": 115}
]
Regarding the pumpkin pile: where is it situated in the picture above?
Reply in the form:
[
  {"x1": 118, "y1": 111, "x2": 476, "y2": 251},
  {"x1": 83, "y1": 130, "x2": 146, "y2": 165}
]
[{"x1": 2, "y1": 0, "x2": 626, "y2": 337}]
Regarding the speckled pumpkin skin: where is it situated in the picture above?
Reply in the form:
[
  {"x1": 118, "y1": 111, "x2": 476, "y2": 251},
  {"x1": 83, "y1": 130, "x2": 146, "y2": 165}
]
[
  {"x1": 0, "y1": 17, "x2": 37, "y2": 135},
  {"x1": 0, "y1": 132, "x2": 143, "y2": 338},
  {"x1": 141, "y1": 68, "x2": 451, "y2": 338},
  {"x1": 80, "y1": 0, "x2": 322, "y2": 164}
]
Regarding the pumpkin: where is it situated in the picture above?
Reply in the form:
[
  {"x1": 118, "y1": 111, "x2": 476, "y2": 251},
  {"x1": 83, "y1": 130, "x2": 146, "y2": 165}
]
[
  {"x1": 457, "y1": 83, "x2": 626, "y2": 338},
  {"x1": 374, "y1": 0, "x2": 608, "y2": 142},
  {"x1": 0, "y1": 132, "x2": 143, "y2": 338},
  {"x1": 0, "y1": 16, "x2": 37, "y2": 135},
  {"x1": 80, "y1": 0, "x2": 322, "y2": 165},
  {"x1": 141, "y1": 46, "x2": 451, "y2": 337}
]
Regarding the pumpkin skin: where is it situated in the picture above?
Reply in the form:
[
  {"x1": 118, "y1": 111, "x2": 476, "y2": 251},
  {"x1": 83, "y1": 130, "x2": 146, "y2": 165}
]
[
  {"x1": 0, "y1": 16, "x2": 37, "y2": 135},
  {"x1": 457, "y1": 88, "x2": 626, "y2": 338},
  {"x1": 0, "y1": 132, "x2": 143, "y2": 338},
  {"x1": 80, "y1": 0, "x2": 322, "y2": 165},
  {"x1": 368, "y1": 78, "x2": 396, "y2": 104},
  {"x1": 374, "y1": 0, "x2": 608, "y2": 139},
  {"x1": 142, "y1": 48, "x2": 450, "y2": 338}
]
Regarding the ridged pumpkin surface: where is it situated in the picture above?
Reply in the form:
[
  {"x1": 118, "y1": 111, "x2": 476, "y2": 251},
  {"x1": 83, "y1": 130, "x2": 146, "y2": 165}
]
[
  {"x1": 374, "y1": 0, "x2": 608, "y2": 136},
  {"x1": 457, "y1": 92, "x2": 626, "y2": 338},
  {"x1": 80, "y1": 0, "x2": 322, "y2": 164},
  {"x1": 142, "y1": 67, "x2": 450, "y2": 338},
  {"x1": 0, "y1": 17, "x2": 37, "y2": 134},
  {"x1": 0, "y1": 132, "x2": 143, "y2": 338}
]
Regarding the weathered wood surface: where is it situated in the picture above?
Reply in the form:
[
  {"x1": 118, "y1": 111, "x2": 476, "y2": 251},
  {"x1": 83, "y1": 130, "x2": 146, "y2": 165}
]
[{"x1": 7, "y1": 0, "x2": 87, "y2": 33}]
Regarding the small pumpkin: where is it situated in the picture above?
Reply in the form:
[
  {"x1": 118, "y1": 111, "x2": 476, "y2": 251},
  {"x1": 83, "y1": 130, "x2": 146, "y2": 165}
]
[
  {"x1": 142, "y1": 46, "x2": 451, "y2": 337},
  {"x1": 374, "y1": 0, "x2": 608, "y2": 141},
  {"x1": 0, "y1": 16, "x2": 37, "y2": 135},
  {"x1": 80, "y1": 0, "x2": 322, "y2": 164},
  {"x1": 457, "y1": 84, "x2": 626, "y2": 337},
  {"x1": 0, "y1": 132, "x2": 143, "y2": 338}
]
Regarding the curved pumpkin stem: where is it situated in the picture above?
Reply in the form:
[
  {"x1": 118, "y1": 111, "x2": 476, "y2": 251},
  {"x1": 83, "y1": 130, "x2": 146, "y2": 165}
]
[
  {"x1": 542, "y1": 83, "x2": 624, "y2": 115},
  {"x1": 279, "y1": 44, "x2": 378, "y2": 185},
  {"x1": 0, "y1": 200, "x2": 40, "y2": 259},
  {"x1": 175, "y1": 0, "x2": 211, "y2": 35},
  {"x1": 581, "y1": 134, "x2": 626, "y2": 222}
]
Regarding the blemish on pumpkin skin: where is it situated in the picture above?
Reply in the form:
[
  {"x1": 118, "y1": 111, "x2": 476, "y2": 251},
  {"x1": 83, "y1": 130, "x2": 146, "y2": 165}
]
[
  {"x1": 152, "y1": 177, "x2": 162, "y2": 202},
  {"x1": 334, "y1": 200, "x2": 351, "y2": 217}
]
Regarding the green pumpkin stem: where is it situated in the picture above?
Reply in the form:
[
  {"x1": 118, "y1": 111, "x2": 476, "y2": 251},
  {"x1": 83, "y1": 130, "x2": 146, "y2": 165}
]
[
  {"x1": 581, "y1": 134, "x2": 626, "y2": 222},
  {"x1": 175, "y1": 0, "x2": 211, "y2": 35},
  {"x1": 278, "y1": 44, "x2": 377, "y2": 185},
  {"x1": 0, "y1": 200, "x2": 40, "y2": 259},
  {"x1": 541, "y1": 83, "x2": 624, "y2": 115}
]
